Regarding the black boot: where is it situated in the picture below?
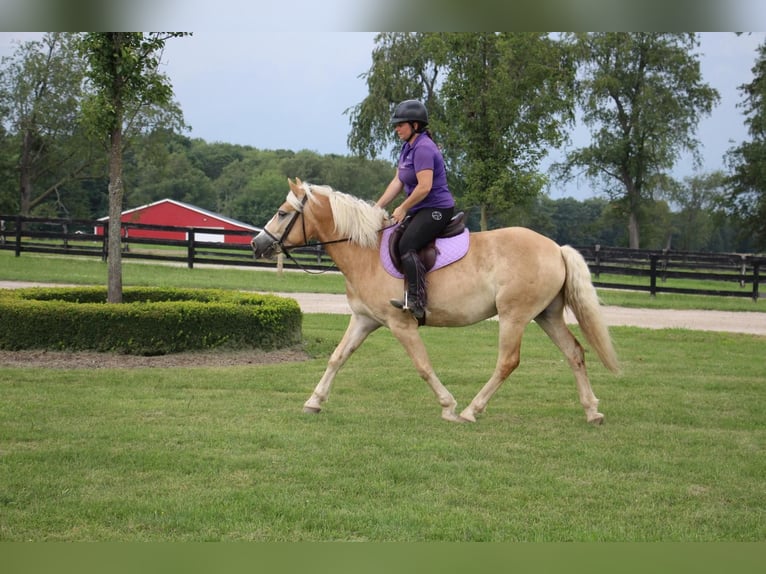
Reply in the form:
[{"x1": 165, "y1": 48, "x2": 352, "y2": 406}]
[{"x1": 390, "y1": 250, "x2": 426, "y2": 320}]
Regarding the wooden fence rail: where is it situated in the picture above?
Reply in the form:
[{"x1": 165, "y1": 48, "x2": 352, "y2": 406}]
[
  {"x1": 0, "y1": 214, "x2": 331, "y2": 272},
  {"x1": 575, "y1": 244, "x2": 763, "y2": 301},
  {"x1": 2, "y1": 215, "x2": 763, "y2": 300}
]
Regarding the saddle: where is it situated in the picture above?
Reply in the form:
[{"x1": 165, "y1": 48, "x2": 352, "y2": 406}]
[{"x1": 388, "y1": 212, "x2": 467, "y2": 274}]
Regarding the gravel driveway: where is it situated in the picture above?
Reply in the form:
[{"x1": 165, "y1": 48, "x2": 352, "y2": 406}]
[{"x1": 267, "y1": 291, "x2": 766, "y2": 336}]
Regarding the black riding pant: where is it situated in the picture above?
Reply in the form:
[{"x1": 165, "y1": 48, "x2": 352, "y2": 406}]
[{"x1": 398, "y1": 207, "x2": 455, "y2": 255}]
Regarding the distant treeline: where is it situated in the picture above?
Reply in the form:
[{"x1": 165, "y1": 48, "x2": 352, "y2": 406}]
[{"x1": 0, "y1": 132, "x2": 757, "y2": 253}]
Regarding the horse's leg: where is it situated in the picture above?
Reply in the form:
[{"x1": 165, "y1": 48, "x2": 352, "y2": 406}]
[
  {"x1": 303, "y1": 313, "x2": 380, "y2": 414},
  {"x1": 459, "y1": 318, "x2": 525, "y2": 423},
  {"x1": 534, "y1": 306, "x2": 604, "y2": 425},
  {"x1": 389, "y1": 325, "x2": 461, "y2": 423}
]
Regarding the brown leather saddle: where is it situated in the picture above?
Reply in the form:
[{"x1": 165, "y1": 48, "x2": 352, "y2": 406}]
[{"x1": 388, "y1": 212, "x2": 466, "y2": 274}]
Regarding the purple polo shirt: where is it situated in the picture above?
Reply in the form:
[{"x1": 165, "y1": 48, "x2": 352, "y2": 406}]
[{"x1": 397, "y1": 133, "x2": 455, "y2": 212}]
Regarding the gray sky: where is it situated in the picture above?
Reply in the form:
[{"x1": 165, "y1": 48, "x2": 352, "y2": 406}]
[{"x1": 1, "y1": 31, "x2": 764, "y2": 200}]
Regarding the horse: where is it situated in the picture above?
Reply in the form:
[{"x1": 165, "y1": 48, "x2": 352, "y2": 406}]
[{"x1": 251, "y1": 178, "x2": 619, "y2": 424}]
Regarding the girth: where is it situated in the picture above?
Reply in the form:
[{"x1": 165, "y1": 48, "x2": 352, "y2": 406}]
[{"x1": 388, "y1": 211, "x2": 466, "y2": 273}]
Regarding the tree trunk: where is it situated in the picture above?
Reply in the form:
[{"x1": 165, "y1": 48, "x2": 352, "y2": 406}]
[
  {"x1": 107, "y1": 127, "x2": 123, "y2": 304},
  {"x1": 628, "y1": 210, "x2": 640, "y2": 249},
  {"x1": 19, "y1": 129, "x2": 34, "y2": 216}
]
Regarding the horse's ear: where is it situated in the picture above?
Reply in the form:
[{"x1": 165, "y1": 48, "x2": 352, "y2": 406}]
[
  {"x1": 295, "y1": 177, "x2": 304, "y2": 187},
  {"x1": 288, "y1": 178, "x2": 299, "y2": 193}
]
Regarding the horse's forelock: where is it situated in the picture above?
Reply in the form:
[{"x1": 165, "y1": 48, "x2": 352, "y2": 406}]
[
  {"x1": 287, "y1": 182, "x2": 327, "y2": 211},
  {"x1": 286, "y1": 190, "x2": 304, "y2": 211}
]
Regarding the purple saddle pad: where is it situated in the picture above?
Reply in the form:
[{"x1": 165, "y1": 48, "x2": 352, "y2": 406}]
[{"x1": 380, "y1": 225, "x2": 470, "y2": 279}]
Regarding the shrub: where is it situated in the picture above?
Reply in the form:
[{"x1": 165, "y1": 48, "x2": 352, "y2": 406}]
[{"x1": 0, "y1": 287, "x2": 302, "y2": 355}]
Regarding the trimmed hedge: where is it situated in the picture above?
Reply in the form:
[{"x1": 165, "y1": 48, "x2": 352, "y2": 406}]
[{"x1": 0, "y1": 287, "x2": 302, "y2": 355}]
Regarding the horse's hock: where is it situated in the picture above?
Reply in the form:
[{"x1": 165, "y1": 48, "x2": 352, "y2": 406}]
[{"x1": 0, "y1": 287, "x2": 302, "y2": 355}]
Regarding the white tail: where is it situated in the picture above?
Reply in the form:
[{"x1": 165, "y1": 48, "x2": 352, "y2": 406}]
[{"x1": 561, "y1": 245, "x2": 620, "y2": 373}]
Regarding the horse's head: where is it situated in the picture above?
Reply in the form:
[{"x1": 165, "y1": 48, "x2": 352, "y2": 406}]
[{"x1": 251, "y1": 177, "x2": 311, "y2": 259}]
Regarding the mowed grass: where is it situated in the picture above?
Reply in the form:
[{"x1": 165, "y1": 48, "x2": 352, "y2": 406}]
[
  {"x1": 1, "y1": 315, "x2": 764, "y2": 541},
  {"x1": 0, "y1": 250, "x2": 346, "y2": 294}
]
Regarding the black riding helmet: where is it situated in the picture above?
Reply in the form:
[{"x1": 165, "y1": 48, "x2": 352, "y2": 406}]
[{"x1": 390, "y1": 99, "x2": 428, "y2": 131}]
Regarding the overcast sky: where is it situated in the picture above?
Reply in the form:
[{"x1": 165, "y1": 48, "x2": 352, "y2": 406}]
[{"x1": 1, "y1": 31, "x2": 764, "y2": 200}]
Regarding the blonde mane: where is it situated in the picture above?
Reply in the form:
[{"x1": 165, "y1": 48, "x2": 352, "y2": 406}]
[{"x1": 300, "y1": 182, "x2": 388, "y2": 249}]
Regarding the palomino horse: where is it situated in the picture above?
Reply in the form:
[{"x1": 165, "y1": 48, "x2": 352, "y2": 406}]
[{"x1": 251, "y1": 178, "x2": 619, "y2": 424}]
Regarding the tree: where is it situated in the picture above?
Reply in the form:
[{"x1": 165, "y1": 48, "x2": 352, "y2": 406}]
[
  {"x1": 725, "y1": 38, "x2": 766, "y2": 251},
  {"x1": 347, "y1": 33, "x2": 575, "y2": 230},
  {"x1": 441, "y1": 33, "x2": 574, "y2": 230},
  {"x1": 556, "y1": 33, "x2": 720, "y2": 248},
  {"x1": 347, "y1": 33, "x2": 449, "y2": 160},
  {"x1": 79, "y1": 32, "x2": 189, "y2": 303},
  {"x1": 0, "y1": 33, "x2": 94, "y2": 216},
  {"x1": 667, "y1": 171, "x2": 726, "y2": 251}
]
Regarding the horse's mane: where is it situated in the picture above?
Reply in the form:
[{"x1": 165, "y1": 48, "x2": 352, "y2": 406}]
[{"x1": 294, "y1": 182, "x2": 388, "y2": 249}]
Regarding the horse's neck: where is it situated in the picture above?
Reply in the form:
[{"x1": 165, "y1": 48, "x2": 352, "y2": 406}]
[{"x1": 322, "y1": 240, "x2": 379, "y2": 281}]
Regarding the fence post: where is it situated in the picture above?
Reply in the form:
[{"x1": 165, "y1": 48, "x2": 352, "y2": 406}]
[
  {"x1": 650, "y1": 254, "x2": 658, "y2": 297},
  {"x1": 753, "y1": 262, "x2": 760, "y2": 302},
  {"x1": 594, "y1": 244, "x2": 601, "y2": 279},
  {"x1": 101, "y1": 220, "x2": 108, "y2": 261},
  {"x1": 740, "y1": 254, "x2": 747, "y2": 288},
  {"x1": 187, "y1": 228, "x2": 195, "y2": 269},
  {"x1": 14, "y1": 215, "x2": 22, "y2": 257}
]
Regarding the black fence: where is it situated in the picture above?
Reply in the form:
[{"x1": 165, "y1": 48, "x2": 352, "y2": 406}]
[
  {"x1": 1, "y1": 215, "x2": 763, "y2": 300},
  {"x1": 575, "y1": 244, "x2": 763, "y2": 301},
  {"x1": 0, "y1": 214, "x2": 331, "y2": 271}
]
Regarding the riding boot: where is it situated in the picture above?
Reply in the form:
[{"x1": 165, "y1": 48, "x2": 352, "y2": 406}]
[{"x1": 390, "y1": 250, "x2": 426, "y2": 320}]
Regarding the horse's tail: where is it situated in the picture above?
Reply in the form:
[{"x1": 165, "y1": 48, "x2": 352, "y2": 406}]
[{"x1": 560, "y1": 245, "x2": 620, "y2": 373}]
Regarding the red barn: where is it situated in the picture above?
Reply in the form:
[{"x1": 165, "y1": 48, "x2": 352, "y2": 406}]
[{"x1": 95, "y1": 199, "x2": 260, "y2": 245}]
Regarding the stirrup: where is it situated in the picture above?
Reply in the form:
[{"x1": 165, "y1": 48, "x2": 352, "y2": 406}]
[
  {"x1": 390, "y1": 291, "x2": 411, "y2": 310},
  {"x1": 390, "y1": 292, "x2": 425, "y2": 319}
]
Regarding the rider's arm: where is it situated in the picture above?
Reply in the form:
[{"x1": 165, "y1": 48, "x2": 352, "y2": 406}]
[
  {"x1": 375, "y1": 175, "x2": 404, "y2": 209},
  {"x1": 392, "y1": 169, "x2": 433, "y2": 221}
]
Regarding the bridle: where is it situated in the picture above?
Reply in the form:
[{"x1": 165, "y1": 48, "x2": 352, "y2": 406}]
[
  {"x1": 257, "y1": 185, "x2": 398, "y2": 274},
  {"x1": 258, "y1": 191, "x2": 349, "y2": 274},
  {"x1": 260, "y1": 193, "x2": 309, "y2": 257}
]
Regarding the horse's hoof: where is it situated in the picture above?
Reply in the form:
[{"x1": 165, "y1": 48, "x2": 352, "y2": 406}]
[
  {"x1": 587, "y1": 413, "x2": 605, "y2": 425},
  {"x1": 458, "y1": 410, "x2": 477, "y2": 423},
  {"x1": 303, "y1": 406, "x2": 321, "y2": 414},
  {"x1": 442, "y1": 412, "x2": 464, "y2": 423}
]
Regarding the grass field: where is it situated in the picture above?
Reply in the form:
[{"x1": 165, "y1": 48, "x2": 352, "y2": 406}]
[
  {"x1": 1, "y1": 313, "x2": 764, "y2": 541},
  {"x1": 1, "y1": 250, "x2": 764, "y2": 542}
]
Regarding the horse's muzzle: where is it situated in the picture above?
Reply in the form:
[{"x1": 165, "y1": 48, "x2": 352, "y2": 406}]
[{"x1": 251, "y1": 231, "x2": 278, "y2": 260}]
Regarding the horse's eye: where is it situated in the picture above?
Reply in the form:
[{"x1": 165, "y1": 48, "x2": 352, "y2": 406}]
[{"x1": 277, "y1": 210, "x2": 288, "y2": 218}]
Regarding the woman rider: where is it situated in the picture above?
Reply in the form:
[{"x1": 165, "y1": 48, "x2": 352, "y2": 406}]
[{"x1": 375, "y1": 99, "x2": 456, "y2": 320}]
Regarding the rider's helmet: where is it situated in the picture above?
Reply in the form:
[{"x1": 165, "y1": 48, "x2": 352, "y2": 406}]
[{"x1": 390, "y1": 99, "x2": 428, "y2": 128}]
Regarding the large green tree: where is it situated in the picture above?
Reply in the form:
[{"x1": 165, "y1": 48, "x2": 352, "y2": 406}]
[
  {"x1": 347, "y1": 33, "x2": 448, "y2": 160},
  {"x1": 725, "y1": 38, "x2": 766, "y2": 251},
  {"x1": 79, "y1": 32, "x2": 189, "y2": 303},
  {"x1": 347, "y1": 32, "x2": 574, "y2": 230},
  {"x1": 441, "y1": 33, "x2": 574, "y2": 229},
  {"x1": 0, "y1": 33, "x2": 94, "y2": 216},
  {"x1": 556, "y1": 33, "x2": 719, "y2": 248}
]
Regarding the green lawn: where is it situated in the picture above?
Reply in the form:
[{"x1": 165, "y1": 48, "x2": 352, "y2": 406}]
[
  {"x1": 1, "y1": 316, "x2": 764, "y2": 541},
  {"x1": 1, "y1": 250, "x2": 764, "y2": 541}
]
